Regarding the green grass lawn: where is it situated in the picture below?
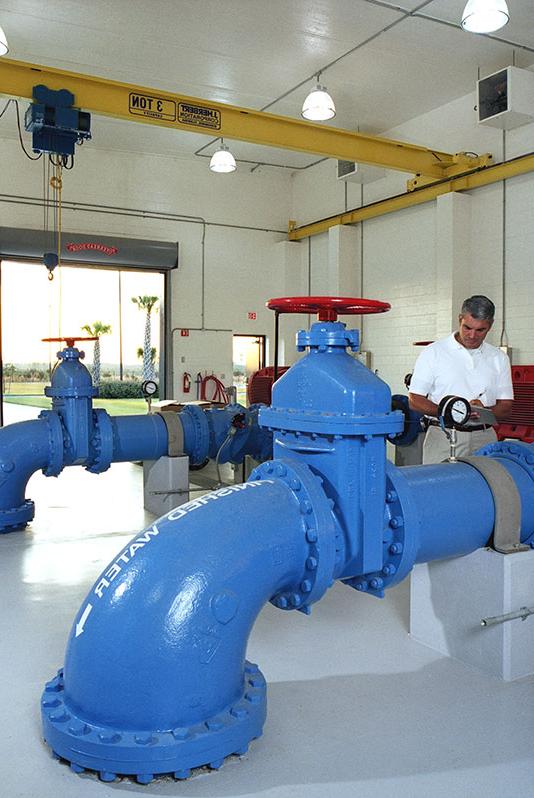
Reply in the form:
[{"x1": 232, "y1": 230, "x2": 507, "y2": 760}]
[{"x1": 4, "y1": 383, "x2": 150, "y2": 416}]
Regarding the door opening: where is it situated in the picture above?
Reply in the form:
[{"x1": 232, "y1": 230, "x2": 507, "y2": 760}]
[{"x1": 232, "y1": 335, "x2": 265, "y2": 406}]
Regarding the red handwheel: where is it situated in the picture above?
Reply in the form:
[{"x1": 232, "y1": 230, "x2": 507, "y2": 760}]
[
  {"x1": 266, "y1": 296, "x2": 391, "y2": 380},
  {"x1": 266, "y1": 296, "x2": 390, "y2": 322},
  {"x1": 42, "y1": 336, "x2": 98, "y2": 348}
]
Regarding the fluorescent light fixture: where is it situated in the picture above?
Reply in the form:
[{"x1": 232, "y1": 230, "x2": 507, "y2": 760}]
[
  {"x1": 0, "y1": 26, "x2": 8, "y2": 56},
  {"x1": 209, "y1": 141, "x2": 237, "y2": 173},
  {"x1": 461, "y1": 0, "x2": 509, "y2": 33},
  {"x1": 301, "y1": 79, "x2": 336, "y2": 122}
]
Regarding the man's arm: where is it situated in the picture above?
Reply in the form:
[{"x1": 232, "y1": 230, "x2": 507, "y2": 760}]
[
  {"x1": 408, "y1": 392, "x2": 439, "y2": 417},
  {"x1": 471, "y1": 398, "x2": 513, "y2": 422}
]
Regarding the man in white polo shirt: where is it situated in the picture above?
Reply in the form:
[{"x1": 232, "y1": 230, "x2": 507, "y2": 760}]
[{"x1": 408, "y1": 295, "x2": 513, "y2": 464}]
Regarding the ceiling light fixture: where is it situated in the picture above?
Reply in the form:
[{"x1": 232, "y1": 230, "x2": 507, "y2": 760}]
[
  {"x1": 209, "y1": 140, "x2": 237, "y2": 173},
  {"x1": 0, "y1": 25, "x2": 8, "y2": 56},
  {"x1": 461, "y1": 0, "x2": 510, "y2": 33},
  {"x1": 301, "y1": 73, "x2": 336, "y2": 122}
]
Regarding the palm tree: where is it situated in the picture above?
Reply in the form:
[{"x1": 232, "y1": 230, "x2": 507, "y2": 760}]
[
  {"x1": 132, "y1": 296, "x2": 159, "y2": 380},
  {"x1": 81, "y1": 321, "x2": 112, "y2": 386},
  {"x1": 137, "y1": 346, "x2": 157, "y2": 372}
]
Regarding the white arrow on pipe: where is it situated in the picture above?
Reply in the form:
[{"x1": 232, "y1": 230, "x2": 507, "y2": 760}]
[{"x1": 75, "y1": 603, "x2": 93, "y2": 638}]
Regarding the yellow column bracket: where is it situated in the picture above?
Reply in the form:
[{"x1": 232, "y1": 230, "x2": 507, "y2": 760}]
[
  {"x1": 0, "y1": 57, "x2": 491, "y2": 180},
  {"x1": 407, "y1": 151, "x2": 494, "y2": 191}
]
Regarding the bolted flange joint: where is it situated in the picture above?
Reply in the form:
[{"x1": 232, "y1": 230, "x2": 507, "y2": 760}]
[
  {"x1": 249, "y1": 458, "x2": 337, "y2": 614},
  {"x1": 0, "y1": 499, "x2": 35, "y2": 533},
  {"x1": 297, "y1": 322, "x2": 359, "y2": 353},
  {"x1": 342, "y1": 466, "x2": 416, "y2": 597},
  {"x1": 86, "y1": 410, "x2": 114, "y2": 474},
  {"x1": 41, "y1": 661, "x2": 266, "y2": 783}
]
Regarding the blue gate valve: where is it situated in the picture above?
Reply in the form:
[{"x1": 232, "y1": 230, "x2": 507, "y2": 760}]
[{"x1": 41, "y1": 336, "x2": 99, "y2": 467}]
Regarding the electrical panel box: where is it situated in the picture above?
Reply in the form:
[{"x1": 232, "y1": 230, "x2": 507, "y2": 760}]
[
  {"x1": 477, "y1": 67, "x2": 534, "y2": 130},
  {"x1": 336, "y1": 160, "x2": 385, "y2": 183}
]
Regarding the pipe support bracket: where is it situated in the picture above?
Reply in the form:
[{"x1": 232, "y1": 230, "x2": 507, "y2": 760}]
[
  {"x1": 457, "y1": 456, "x2": 530, "y2": 554},
  {"x1": 156, "y1": 411, "x2": 184, "y2": 457}
]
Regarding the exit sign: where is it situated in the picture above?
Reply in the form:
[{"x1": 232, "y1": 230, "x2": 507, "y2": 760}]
[{"x1": 248, "y1": 312, "x2": 257, "y2": 320}]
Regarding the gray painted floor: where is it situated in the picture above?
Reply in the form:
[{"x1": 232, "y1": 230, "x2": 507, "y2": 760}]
[{"x1": 1, "y1": 461, "x2": 533, "y2": 798}]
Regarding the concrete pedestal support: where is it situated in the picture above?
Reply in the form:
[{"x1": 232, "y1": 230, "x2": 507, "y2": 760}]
[
  {"x1": 143, "y1": 455, "x2": 189, "y2": 516},
  {"x1": 410, "y1": 548, "x2": 534, "y2": 681}
]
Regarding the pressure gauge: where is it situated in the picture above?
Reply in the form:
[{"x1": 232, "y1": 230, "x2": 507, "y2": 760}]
[
  {"x1": 141, "y1": 379, "x2": 158, "y2": 398},
  {"x1": 438, "y1": 395, "x2": 471, "y2": 429}
]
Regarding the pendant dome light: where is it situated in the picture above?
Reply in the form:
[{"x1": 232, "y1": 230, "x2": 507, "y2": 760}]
[
  {"x1": 461, "y1": 0, "x2": 510, "y2": 33},
  {"x1": 301, "y1": 73, "x2": 336, "y2": 122},
  {"x1": 209, "y1": 140, "x2": 237, "y2": 173},
  {"x1": 0, "y1": 25, "x2": 8, "y2": 56}
]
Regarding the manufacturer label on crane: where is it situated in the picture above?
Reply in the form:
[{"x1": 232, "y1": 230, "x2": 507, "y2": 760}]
[
  {"x1": 178, "y1": 102, "x2": 221, "y2": 129},
  {"x1": 129, "y1": 92, "x2": 176, "y2": 120}
]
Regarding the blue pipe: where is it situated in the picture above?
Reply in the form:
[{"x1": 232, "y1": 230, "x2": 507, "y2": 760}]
[
  {"x1": 398, "y1": 463, "x2": 495, "y2": 562},
  {"x1": 0, "y1": 418, "x2": 54, "y2": 530},
  {"x1": 0, "y1": 345, "x2": 271, "y2": 532},
  {"x1": 41, "y1": 319, "x2": 534, "y2": 782},
  {"x1": 397, "y1": 456, "x2": 534, "y2": 563},
  {"x1": 107, "y1": 414, "x2": 169, "y2": 463}
]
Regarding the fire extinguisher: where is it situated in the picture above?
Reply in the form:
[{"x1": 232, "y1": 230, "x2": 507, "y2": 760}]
[{"x1": 182, "y1": 372, "x2": 191, "y2": 393}]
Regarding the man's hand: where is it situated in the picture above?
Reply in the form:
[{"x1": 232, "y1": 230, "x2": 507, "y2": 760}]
[{"x1": 470, "y1": 398, "x2": 483, "y2": 418}]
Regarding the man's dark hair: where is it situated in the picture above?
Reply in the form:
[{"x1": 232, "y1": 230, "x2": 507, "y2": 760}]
[{"x1": 461, "y1": 295, "x2": 495, "y2": 322}]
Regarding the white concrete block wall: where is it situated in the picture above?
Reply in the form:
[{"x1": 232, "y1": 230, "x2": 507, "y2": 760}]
[
  {"x1": 362, "y1": 204, "x2": 436, "y2": 394},
  {"x1": 290, "y1": 82, "x2": 534, "y2": 392},
  {"x1": 467, "y1": 182, "x2": 504, "y2": 346},
  {"x1": 309, "y1": 233, "x2": 329, "y2": 294}
]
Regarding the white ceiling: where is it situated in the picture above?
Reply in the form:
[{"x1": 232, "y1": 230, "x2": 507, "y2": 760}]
[{"x1": 1, "y1": 0, "x2": 533, "y2": 170}]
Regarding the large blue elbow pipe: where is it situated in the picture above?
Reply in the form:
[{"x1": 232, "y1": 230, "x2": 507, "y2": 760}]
[
  {"x1": 0, "y1": 418, "x2": 54, "y2": 531},
  {"x1": 41, "y1": 318, "x2": 534, "y2": 783},
  {"x1": 42, "y1": 460, "x2": 336, "y2": 781}
]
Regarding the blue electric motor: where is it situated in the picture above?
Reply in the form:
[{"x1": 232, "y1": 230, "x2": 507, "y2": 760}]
[{"x1": 25, "y1": 84, "x2": 91, "y2": 157}]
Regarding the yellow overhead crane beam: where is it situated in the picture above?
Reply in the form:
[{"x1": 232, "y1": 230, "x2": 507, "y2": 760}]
[
  {"x1": 287, "y1": 152, "x2": 534, "y2": 240},
  {"x1": 0, "y1": 57, "x2": 492, "y2": 182}
]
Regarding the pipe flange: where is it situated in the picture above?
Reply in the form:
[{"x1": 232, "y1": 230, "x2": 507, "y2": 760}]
[
  {"x1": 41, "y1": 661, "x2": 266, "y2": 783},
  {"x1": 180, "y1": 405, "x2": 210, "y2": 465},
  {"x1": 44, "y1": 385, "x2": 98, "y2": 400},
  {"x1": 477, "y1": 440, "x2": 534, "y2": 478},
  {"x1": 86, "y1": 410, "x2": 114, "y2": 474},
  {"x1": 0, "y1": 499, "x2": 35, "y2": 533},
  {"x1": 297, "y1": 324, "x2": 359, "y2": 352},
  {"x1": 39, "y1": 411, "x2": 64, "y2": 477},
  {"x1": 342, "y1": 464, "x2": 418, "y2": 596},
  {"x1": 249, "y1": 458, "x2": 337, "y2": 613}
]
